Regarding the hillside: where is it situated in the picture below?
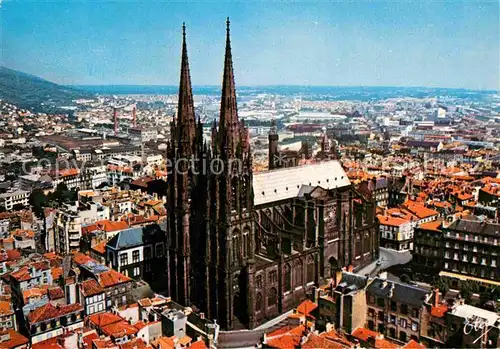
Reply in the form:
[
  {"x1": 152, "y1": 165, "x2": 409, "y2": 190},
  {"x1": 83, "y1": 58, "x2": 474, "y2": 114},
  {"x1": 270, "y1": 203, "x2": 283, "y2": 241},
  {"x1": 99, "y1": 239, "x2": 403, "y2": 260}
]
[{"x1": 0, "y1": 66, "x2": 93, "y2": 113}]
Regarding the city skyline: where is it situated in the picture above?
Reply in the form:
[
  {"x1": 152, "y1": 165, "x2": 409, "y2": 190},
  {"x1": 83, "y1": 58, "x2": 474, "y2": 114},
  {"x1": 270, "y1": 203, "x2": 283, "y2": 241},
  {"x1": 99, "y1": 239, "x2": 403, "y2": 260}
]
[{"x1": 2, "y1": 1, "x2": 499, "y2": 90}]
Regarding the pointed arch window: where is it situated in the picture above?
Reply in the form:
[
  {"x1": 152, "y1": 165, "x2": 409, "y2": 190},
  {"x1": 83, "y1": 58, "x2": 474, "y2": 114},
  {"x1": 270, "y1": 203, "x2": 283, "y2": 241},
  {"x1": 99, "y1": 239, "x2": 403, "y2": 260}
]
[
  {"x1": 231, "y1": 176, "x2": 238, "y2": 212},
  {"x1": 355, "y1": 233, "x2": 363, "y2": 257},
  {"x1": 268, "y1": 287, "x2": 277, "y2": 306},
  {"x1": 364, "y1": 231, "x2": 371, "y2": 253},
  {"x1": 295, "y1": 259, "x2": 303, "y2": 287},
  {"x1": 284, "y1": 263, "x2": 292, "y2": 292},
  {"x1": 307, "y1": 255, "x2": 315, "y2": 282},
  {"x1": 243, "y1": 230, "x2": 249, "y2": 258},
  {"x1": 256, "y1": 292, "x2": 263, "y2": 312}
]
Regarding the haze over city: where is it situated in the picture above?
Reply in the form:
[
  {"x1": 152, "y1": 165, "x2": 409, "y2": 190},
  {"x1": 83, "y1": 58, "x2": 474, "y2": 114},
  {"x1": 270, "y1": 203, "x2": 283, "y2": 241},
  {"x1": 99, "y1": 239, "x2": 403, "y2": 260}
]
[{"x1": 2, "y1": 1, "x2": 499, "y2": 89}]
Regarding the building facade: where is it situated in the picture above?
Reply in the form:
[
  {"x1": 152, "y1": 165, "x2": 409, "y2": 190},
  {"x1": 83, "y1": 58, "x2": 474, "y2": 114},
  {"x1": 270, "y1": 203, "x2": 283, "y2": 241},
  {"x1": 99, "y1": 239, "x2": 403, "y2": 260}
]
[{"x1": 164, "y1": 20, "x2": 379, "y2": 331}]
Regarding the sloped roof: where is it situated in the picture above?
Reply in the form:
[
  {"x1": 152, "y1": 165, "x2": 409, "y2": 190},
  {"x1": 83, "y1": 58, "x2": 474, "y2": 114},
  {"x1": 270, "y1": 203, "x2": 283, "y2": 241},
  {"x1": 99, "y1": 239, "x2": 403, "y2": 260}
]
[
  {"x1": 253, "y1": 161, "x2": 350, "y2": 206},
  {"x1": 367, "y1": 278, "x2": 429, "y2": 308},
  {"x1": 107, "y1": 224, "x2": 165, "y2": 250}
]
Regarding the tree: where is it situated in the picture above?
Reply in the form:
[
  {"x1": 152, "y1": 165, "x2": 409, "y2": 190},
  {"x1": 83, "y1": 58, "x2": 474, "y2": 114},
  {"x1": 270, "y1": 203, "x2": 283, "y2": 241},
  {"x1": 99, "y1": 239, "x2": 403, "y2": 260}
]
[
  {"x1": 460, "y1": 280, "x2": 480, "y2": 303},
  {"x1": 30, "y1": 190, "x2": 48, "y2": 219},
  {"x1": 431, "y1": 276, "x2": 450, "y2": 296},
  {"x1": 400, "y1": 274, "x2": 411, "y2": 284}
]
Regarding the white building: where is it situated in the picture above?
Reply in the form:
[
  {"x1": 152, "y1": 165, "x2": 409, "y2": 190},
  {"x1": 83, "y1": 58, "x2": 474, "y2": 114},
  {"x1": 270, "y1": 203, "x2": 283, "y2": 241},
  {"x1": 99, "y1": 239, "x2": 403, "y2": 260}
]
[{"x1": 0, "y1": 190, "x2": 30, "y2": 211}]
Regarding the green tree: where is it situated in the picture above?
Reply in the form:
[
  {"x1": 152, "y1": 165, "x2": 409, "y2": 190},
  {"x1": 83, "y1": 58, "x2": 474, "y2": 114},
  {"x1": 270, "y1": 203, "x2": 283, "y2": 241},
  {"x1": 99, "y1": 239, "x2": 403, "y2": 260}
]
[{"x1": 30, "y1": 190, "x2": 48, "y2": 218}]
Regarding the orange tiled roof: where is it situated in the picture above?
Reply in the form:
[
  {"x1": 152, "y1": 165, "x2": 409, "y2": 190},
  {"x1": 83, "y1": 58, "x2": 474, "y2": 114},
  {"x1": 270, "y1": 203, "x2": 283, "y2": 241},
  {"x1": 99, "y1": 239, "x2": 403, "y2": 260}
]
[
  {"x1": 374, "y1": 337, "x2": 399, "y2": 349},
  {"x1": 377, "y1": 214, "x2": 410, "y2": 227},
  {"x1": 73, "y1": 252, "x2": 95, "y2": 265},
  {"x1": 92, "y1": 241, "x2": 107, "y2": 255},
  {"x1": 418, "y1": 220, "x2": 442, "y2": 232},
  {"x1": 98, "y1": 269, "x2": 132, "y2": 288},
  {"x1": 51, "y1": 266, "x2": 63, "y2": 280},
  {"x1": 23, "y1": 287, "x2": 48, "y2": 303},
  {"x1": 402, "y1": 201, "x2": 439, "y2": 219},
  {"x1": 102, "y1": 320, "x2": 138, "y2": 338},
  {"x1": 81, "y1": 279, "x2": 105, "y2": 297},
  {"x1": 88, "y1": 312, "x2": 123, "y2": 328},
  {"x1": 189, "y1": 340, "x2": 208, "y2": 349},
  {"x1": 0, "y1": 301, "x2": 12, "y2": 315},
  {"x1": 0, "y1": 329, "x2": 29, "y2": 349},
  {"x1": 296, "y1": 299, "x2": 318, "y2": 316},
  {"x1": 352, "y1": 327, "x2": 378, "y2": 342},
  {"x1": 302, "y1": 333, "x2": 348, "y2": 348},
  {"x1": 403, "y1": 339, "x2": 426, "y2": 349},
  {"x1": 27, "y1": 303, "x2": 82, "y2": 323},
  {"x1": 83, "y1": 220, "x2": 129, "y2": 234}
]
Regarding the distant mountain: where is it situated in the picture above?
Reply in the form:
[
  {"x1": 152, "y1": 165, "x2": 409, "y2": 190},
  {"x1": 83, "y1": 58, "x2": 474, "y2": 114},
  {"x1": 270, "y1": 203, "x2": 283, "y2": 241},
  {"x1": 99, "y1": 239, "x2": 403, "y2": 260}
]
[{"x1": 0, "y1": 66, "x2": 93, "y2": 114}]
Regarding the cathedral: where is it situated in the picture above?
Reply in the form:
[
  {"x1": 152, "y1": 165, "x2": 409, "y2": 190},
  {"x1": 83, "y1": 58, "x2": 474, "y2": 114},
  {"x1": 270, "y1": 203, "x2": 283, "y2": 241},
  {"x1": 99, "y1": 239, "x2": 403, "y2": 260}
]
[{"x1": 166, "y1": 19, "x2": 379, "y2": 330}]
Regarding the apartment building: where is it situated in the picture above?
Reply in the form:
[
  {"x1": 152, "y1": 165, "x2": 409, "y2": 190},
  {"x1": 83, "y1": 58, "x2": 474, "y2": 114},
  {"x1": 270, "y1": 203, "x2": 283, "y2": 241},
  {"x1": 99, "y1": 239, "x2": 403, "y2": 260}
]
[
  {"x1": 366, "y1": 277, "x2": 430, "y2": 343},
  {"x1": 0, "y1": 190, "x2": 29, "y2": 211}
]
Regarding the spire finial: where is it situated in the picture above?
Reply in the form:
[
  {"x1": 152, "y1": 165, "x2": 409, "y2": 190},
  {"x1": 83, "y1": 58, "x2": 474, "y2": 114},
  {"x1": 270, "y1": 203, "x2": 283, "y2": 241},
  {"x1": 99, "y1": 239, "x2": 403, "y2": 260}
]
[
  {"x1": 226, "y1": 17, "x2": 230, "y2": 32},
  {"x1": 182, "y1": 22, "x2": 186, "y2": 38}
]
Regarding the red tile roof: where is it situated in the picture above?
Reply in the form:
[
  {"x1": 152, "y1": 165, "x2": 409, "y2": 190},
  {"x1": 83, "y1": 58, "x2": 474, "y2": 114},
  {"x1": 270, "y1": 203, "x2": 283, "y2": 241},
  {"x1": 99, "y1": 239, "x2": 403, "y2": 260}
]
[
  {"x1": 102, "y1": 320, "x2": 138, "y2": 338},
  {"x1": 88, "y1": 312, "x2": 123, "y2": 328},
  {"x1": 98, "y1": 269, "x2": 131, "y2": 288},
  {"x1": 302, "y1": 333, "x2": 348, "y2": 348},
  {"x1": 403, "y1": 339, "x2": 426, "y2": 349},
  {"x1": 352, "y1": 327, "x2": 378, "y2": 342},
  {"x1": 0, "y1": 329, "x2": 29, "y2": 349},
  {"x1": 81, "y1": 279, "x2": 105, "y2": 297},
  {"x1": 27, "y1": 303, "x2": 82, "y2": 323},
  {"x1": 296, "y1": 299, "x2": 318, "y2": 316}
]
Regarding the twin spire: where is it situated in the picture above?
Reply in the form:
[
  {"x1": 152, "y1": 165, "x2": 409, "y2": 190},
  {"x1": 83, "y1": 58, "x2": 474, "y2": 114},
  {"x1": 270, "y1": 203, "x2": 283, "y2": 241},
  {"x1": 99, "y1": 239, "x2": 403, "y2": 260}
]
[{"x1": 177, "y1": 18, "x2": 240, "y2": 155}]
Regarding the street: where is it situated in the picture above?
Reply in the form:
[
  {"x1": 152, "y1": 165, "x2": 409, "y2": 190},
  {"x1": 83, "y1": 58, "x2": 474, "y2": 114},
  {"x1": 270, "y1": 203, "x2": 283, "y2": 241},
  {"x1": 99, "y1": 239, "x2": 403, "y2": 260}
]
[{"x1": 356, "y1": 247, "x2": 412, "y2": 277}]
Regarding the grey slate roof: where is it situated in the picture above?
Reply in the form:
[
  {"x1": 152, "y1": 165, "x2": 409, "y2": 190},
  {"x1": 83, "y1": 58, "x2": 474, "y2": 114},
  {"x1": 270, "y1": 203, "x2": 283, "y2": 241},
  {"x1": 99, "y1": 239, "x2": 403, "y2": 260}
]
[
  {"x1": 367, "y1": 278, "x2": 429, "y2": 308},
  {"x1": 446, "y1": 219, "x2": 500, "y2": 237},
  {"x1": 106, "y1": 224, "x2": 165, "y2": 250}
]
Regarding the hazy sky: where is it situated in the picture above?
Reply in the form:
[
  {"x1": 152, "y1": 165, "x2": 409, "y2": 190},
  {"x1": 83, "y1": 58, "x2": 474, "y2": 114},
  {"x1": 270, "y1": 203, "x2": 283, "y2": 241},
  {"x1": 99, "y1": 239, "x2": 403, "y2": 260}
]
[{"x1": 2, "y1": 1, "x2": 499, "y2": 89}]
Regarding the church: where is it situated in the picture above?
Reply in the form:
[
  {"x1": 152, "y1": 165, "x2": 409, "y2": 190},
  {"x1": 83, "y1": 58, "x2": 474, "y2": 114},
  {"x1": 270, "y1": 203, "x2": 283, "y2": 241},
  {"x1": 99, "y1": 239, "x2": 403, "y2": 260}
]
[{"x1": 165, "y1": 19, "x2": 379, "y2": 330}]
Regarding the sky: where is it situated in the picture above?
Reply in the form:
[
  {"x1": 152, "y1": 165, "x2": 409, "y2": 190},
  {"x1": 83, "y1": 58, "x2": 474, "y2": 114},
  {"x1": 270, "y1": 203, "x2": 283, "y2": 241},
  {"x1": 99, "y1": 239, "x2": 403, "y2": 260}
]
[{"x1": 2, "y1": 1, "x2": 499, "y2": 90}]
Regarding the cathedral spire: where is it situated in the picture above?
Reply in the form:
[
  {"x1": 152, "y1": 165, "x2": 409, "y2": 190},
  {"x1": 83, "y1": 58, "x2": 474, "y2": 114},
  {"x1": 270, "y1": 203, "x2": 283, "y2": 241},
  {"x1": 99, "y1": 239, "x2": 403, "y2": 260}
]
[
  {"x1": 219, "y1": 17, "x2": 239, "y2": 155},
  {"x1": 177, "y1": 22, "x2": 196, "y2": 155}
]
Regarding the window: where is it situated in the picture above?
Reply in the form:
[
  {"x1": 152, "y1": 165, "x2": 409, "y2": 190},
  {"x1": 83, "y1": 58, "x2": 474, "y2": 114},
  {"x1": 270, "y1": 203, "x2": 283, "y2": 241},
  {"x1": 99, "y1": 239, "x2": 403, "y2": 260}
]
[
  {"x1": 400, "y1": 318, "x2": 407, "y2": 328},
  {"x1": 378, "y1": 311, "x2": 384, "y2": 321},
  {"x1": 144, "y1": 246, "x2": 152, "y2": 260},
  {"x1": 133, "y1": 267, "x2": 140, "y2": 276},
  {"x1": 411, "y1": 322, "x2": 418, "y2": 332},
  {"x1": 256, "y1": 293, "x2": 263, "y2": 312},
  {"x1": 400, "y1": 304, "x2": 408, "y2": 315},
  {"x1": 412, "y1": 308, "x2": 419, "y2": 318},
  {"x1": 120, "y1": 253, "x2": 128, "y2": 266},
  {"x1": 156, "y1": 244, "x2": 163, "y2": 257},
  {"x1": 268, "y1": 287, "x2": 277, "y2": 306},
  {"x1": 390, "y1": 314, "x2": 396, "y2": 324},
  {"x1": 132, "y1": 250, "x2": 140, "y2": 263},
  {"x1": 122, "y1": 295, "x2": 127, "y2": 305},
  {"x1": 399, "y1": 331, "x2": 407, "y2": 342},
  {"x1": 89, "y1": 305, "x2": 95, "y2": 314},
  {"x1": 268, "y1": 271, "x2": 277, "y2": 284},
  {"x1": 295, "y1": 259, "x2": 303, "y2": 287},
  {"x1": 377, "y1": 297, "x2": 385, "y2": 307},
  {"x1": 284, "y1": 264, "x2": 292, "y2": 292},
  {"x1": 368, "y1": 295, "x2": 375, "y2": 304},
  {"x1": 307, "y1": 255, "x2": 315, "y2": 282},
  {"x1": 390, "y1": 301, "x2": 397, "y2": 312},
  {"x1": 256, "y1": 275, "x2": 263, "y2": 289}
]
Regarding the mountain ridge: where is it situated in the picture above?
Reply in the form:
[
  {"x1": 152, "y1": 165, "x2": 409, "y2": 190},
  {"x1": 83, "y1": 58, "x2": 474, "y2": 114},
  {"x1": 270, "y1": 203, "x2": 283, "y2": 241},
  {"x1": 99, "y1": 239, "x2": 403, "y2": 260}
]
[{"x1": 0, "y1": 66, "x2": 93, "y2": 114}]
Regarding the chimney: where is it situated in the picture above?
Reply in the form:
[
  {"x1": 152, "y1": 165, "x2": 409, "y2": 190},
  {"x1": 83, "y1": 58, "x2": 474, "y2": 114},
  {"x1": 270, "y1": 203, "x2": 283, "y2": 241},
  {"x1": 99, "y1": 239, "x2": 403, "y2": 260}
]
[
  {"x1": 114, "y1": 108, "x2": 118, "y2": 136},
  {"x1": 132, "y1": 106, "x2": 137, "y2": 128},
  {"x1": 433, "y1": 288, "x2": 440, "y2": 307},
  {"x1": 347, "y1": 265, "x2": 354, "y2": 273},
  {"x1": 388, "y1": 282, "x2": 395, "y2": 298}
]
